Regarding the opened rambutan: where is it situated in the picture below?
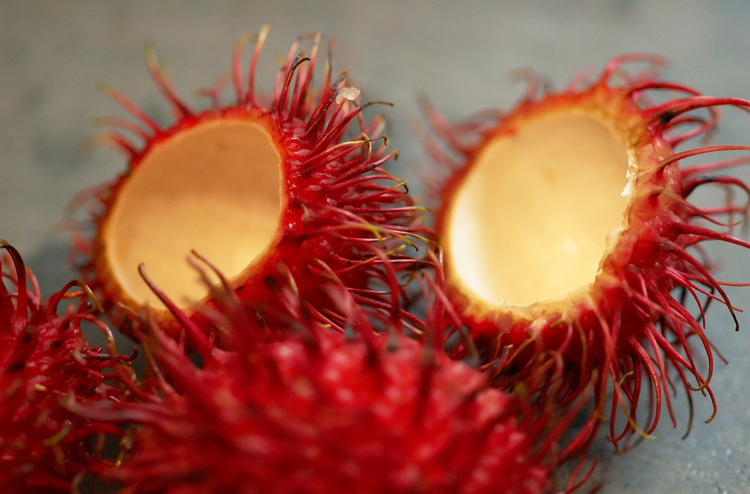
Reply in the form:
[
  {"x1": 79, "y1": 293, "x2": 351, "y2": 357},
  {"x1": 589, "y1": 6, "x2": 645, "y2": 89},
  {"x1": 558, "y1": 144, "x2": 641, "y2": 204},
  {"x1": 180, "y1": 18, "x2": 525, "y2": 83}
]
[
  {"x1": 68, "y1": 259, "x2": 580, "y2": 494},
  {"x1": 0, "y1": 240, "x2": 129, "y2": 492},
  {"x1": 72, "y1": 26, "x2": 423, "y2": 342},
  {"x1": 423, "y1": 55, "x2": 750, "y2": 453}
]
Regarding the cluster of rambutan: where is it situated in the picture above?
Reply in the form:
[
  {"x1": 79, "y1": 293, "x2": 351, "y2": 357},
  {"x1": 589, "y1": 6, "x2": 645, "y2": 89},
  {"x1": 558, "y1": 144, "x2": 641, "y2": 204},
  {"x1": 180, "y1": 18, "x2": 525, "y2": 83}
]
[
  {"x1": 2, "y1": 239, "x2": 577, "y2": 493},
  {"x1": 2, "y1": 28, "x2": 580, "y2": 493},
  {"x1": 4, "y1": 27, "x2": 750, "y2": 494}
]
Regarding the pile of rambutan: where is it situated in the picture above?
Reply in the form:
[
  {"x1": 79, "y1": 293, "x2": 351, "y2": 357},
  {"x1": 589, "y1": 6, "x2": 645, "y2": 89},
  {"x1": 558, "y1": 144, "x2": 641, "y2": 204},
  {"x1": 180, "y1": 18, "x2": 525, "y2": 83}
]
[{"x1": 4, "y1": 26, "x2": 750, "y2": 494}]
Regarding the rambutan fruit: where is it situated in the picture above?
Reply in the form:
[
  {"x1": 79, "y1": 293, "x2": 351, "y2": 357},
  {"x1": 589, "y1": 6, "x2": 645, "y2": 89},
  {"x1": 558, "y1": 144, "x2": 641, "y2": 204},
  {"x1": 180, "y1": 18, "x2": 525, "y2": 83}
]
[
  {"x1": 0, "y1": 240, "x2": 129, "y2": 492},
  {"x1": 69, "y1": 260, "x2": 579, "y2": 494},
  {"x1": 423, "y1": 55, "x2": 750, "y2": 453},
  {"x1": 72, "y1": 26, "x2": 423, "y2": 342}
]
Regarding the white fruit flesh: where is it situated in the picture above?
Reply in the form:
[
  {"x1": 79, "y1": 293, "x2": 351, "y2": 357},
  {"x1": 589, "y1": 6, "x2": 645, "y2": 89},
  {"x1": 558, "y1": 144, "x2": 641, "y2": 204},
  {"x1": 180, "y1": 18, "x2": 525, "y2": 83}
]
[
  {"x1": 104, "y1": 118, "x2": 282, "y2": 308},
  {"x1": 445, "y1": 111, "x2": 630, "y2": 308}
]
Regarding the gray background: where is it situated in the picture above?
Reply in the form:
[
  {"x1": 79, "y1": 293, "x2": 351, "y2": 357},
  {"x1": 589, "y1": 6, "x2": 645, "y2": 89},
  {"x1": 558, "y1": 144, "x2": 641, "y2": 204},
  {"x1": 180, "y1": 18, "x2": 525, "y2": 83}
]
[{"x1": 2, "y1": 1, "x2": 750, "y2": 492}]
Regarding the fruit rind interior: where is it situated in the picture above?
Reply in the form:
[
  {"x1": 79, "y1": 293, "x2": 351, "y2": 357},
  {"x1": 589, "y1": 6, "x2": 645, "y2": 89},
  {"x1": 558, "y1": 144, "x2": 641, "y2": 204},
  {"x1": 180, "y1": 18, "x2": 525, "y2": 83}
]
[
  {"x1": 445, "y1": 110, "x2": 630, "y2": 308},
  {"x1": 103, "y1": 117, "x2": 283, "y2": 309}
]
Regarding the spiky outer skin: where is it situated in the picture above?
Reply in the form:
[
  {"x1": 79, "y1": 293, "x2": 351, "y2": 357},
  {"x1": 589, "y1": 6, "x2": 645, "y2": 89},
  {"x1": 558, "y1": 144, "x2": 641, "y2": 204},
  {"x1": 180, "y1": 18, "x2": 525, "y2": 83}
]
[
  {"x1": 0, "y1": 242, "x2": 127, "y2": 492},
  {"x1": 427, "y1": 55, "x2": 750, "y2": 454},
  {"x1": 72, "y1": 307, "x2": 559, "y2": 494},
  {"x1": 72, "y1": 28, "x2": 423, "y2": 344}
]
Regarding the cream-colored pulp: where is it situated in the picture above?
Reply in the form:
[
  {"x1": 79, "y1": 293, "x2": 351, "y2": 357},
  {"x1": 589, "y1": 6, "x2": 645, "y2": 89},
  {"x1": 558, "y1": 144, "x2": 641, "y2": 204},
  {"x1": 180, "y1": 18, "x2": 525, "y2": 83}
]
[
  {"x1": 446, "y1": 111, "x2": 629, "y2": 307},
  {"x1": 104, "y1": 118, "x2": 282, "y2": 308}
]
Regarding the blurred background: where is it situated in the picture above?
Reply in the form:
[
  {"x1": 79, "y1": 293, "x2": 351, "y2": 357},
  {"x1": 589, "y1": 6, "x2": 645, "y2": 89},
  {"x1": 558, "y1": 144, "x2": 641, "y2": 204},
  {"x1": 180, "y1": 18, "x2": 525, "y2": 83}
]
[{"x1": 2, "y1": 1, "x2": 750, "y2": 492}]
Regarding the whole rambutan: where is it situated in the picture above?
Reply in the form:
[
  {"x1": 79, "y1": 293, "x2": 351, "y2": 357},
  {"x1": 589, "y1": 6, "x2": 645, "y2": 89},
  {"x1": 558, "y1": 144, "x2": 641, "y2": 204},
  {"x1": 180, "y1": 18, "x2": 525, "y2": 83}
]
[
  {"x1": 69, "y1": 261, "x2": 579, "y2": 494},
  {"x1": 71, "y1": 25, "x2": 423, "y2": 342},
  {"x1": 423, "y1": 55, "x2": 750, "y2": 453},
  {"x1": 0, "y1": 240, "x2": 129, "y2": 492}
]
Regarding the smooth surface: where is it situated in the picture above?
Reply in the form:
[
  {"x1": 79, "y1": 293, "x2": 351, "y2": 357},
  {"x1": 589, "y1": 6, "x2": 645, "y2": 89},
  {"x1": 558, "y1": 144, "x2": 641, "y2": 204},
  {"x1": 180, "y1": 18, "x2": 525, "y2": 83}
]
[
  {"x1": 446, "y1": 111, "x2": 629, "y2": 306},
  {"x1": 3, "y1": 1, "x2": 750, "y2": 492},
  {"x1": 105, "y1": 119, "x2": 281, "y2": 308}
]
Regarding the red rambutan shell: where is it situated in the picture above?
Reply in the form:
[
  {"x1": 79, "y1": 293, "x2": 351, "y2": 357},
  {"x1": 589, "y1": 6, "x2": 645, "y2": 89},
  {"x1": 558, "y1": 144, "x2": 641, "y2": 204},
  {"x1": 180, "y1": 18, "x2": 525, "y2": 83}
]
[
  {"x1": 71, "y1": 26, "x2": 424, "y2": 343},
  {"x1": 0, "y1": 241, "x2": 128, "y2": 492},
  {"x1": 68, "y1": 269, "x2": 573, "y2": 494},
  {"x1": 424, "y1": 55, "x2": 750, "y2": 454}
]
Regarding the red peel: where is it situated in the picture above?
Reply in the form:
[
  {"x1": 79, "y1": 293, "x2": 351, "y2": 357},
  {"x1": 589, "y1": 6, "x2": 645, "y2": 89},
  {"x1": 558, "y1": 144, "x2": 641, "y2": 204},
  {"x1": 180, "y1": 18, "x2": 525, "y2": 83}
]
[
  {"x1": 71, "y1": 26, "x2": 425, "y2": 345},
  {"x1": 0, "y1": 240, "x2": 130, "y2": 492},
  {"x1": 68, "y1": 261, "x2": 578, "y2": 494},
  {"x1": 424, "y1": 55, "x2": 750, "y2": 454}
]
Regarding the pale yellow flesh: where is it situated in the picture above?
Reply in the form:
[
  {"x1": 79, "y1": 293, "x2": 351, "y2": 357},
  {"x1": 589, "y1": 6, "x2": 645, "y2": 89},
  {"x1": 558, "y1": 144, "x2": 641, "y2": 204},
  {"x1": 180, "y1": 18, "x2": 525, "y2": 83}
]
[
  {"x1": 104, "y1": 119, "x2": 282, "y2": 309},
  {"x1": 446, "y1": 111, "x2": 629, "y2": 308}
]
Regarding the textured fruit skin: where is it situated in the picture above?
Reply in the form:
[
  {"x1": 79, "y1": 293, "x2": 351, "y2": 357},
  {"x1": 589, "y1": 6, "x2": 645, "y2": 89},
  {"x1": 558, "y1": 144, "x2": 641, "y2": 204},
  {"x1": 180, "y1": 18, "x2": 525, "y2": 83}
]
[
  {"x1": 72, "y1": 27, "x2": 423, "y2": 343},
  {"x1": 68, "y1": 269, "x2": 569, "y2": 494},
  {"x1": 425, "y1": 55, "x2": 750, "y2": 454},
  {"x1": 0, "y1": 241, "x2": 127, "y2": 492}
]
